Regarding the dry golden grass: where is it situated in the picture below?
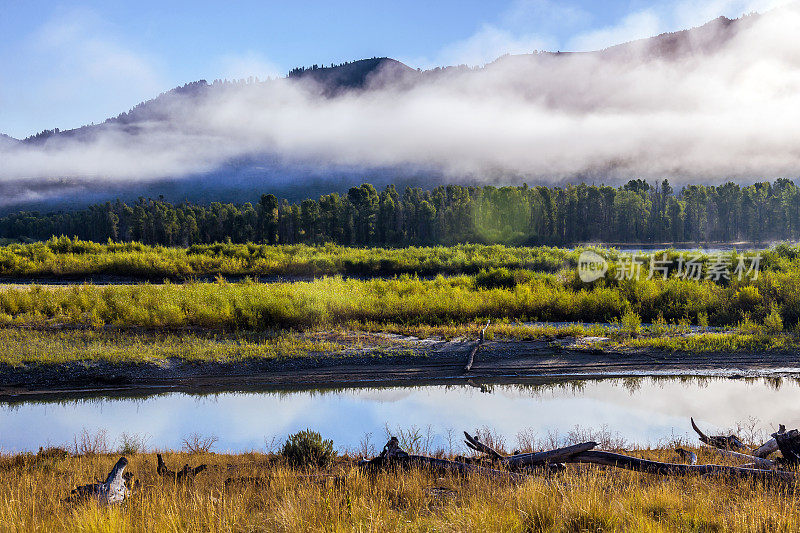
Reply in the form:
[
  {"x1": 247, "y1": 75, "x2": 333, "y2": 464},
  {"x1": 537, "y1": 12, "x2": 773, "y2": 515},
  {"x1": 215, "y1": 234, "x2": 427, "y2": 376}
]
[{"x1": 1, "y1": 448, "x2": 799, "y2": 532}]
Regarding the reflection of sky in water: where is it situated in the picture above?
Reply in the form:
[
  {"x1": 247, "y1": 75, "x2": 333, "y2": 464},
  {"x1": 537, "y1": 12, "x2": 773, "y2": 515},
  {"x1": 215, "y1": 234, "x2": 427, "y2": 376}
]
[{"x1": 2, "y1": 378, "x2": 800, "y2": 453}]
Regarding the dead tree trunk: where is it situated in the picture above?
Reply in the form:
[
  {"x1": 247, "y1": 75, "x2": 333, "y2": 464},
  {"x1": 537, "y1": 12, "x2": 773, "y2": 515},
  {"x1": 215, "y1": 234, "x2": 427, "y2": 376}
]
[
  {"x1": 361, "y1": 437, "x2": 523, "y2": 481},
  {"x1": 67, "y1": 457, "x2": 129, "y2": 504},
  {"x1": 690, "y1": 418, "x2": 746, "y2": 450},
  {"x1": 566, "y1": 451, "x2": 795, "y2": 482},
  {"x1": 752, "y1": 438, "x2": 779, "y2": 459},
  {"x1": 464, "y1": 320, "x2": 490, "y2": 372},
  {"x1": 703, "y1": 445, "x2": 775, "y2": 470},
  {"x1": 772, "y1": 427, "x2": 800, "y2": 466},
  {"x1": 463, "y1": 431, "x2": 504, "y2": 461},
  {"x1": 675, "y1": 448, "x2": 698, "y2": 465},
  {"x1": 463, "y1": 432, "x2": 590, "y2": 471}
]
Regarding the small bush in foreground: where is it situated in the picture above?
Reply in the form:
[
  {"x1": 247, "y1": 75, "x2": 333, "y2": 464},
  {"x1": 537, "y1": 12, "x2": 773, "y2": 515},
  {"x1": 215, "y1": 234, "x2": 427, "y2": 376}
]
[
  {"x1": 281, "y1": 429, "x2": 335, "y2": 467},
  {"x1": 621, "y1": 309, "x2": 642, "y2": 335}
]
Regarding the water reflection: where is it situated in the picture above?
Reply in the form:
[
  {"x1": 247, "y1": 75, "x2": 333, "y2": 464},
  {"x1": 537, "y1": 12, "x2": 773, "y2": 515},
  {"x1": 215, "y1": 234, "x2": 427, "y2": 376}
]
[{"x1": 2, "y1": 376, "x2": 800, "y2": 453}]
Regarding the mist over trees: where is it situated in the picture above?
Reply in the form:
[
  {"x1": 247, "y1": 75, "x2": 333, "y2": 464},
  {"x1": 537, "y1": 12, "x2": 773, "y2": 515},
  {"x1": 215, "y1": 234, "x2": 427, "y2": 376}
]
[{"x1": 1, "y1": 179, "x2": 799, "y2": 246}]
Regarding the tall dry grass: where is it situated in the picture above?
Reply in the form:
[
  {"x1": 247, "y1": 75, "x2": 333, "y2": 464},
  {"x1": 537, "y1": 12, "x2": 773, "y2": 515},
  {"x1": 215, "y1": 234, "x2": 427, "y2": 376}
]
[{"x1": 0, "y1": 448, "x2": 798, "y2": 532}]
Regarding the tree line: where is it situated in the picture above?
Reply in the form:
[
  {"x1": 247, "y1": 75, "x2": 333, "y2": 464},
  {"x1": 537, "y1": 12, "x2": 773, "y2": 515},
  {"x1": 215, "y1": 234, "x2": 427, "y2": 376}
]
[{"x1": 2, "y1": 179, "x2": 799, "y2": 246}]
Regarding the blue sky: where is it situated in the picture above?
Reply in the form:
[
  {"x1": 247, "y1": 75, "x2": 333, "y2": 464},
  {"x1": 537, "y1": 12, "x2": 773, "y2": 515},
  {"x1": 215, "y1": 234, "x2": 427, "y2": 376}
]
[{"x1": 0, "y1": 0, "x2": 777, "y2": 138}]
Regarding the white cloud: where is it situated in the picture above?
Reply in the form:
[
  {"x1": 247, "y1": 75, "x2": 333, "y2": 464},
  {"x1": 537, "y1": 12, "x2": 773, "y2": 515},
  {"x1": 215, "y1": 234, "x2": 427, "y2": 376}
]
[
  {"x1": 4, "y1": 2, "x2": 800, "y2": 206},
  {"x1": 409, "y1": 0, "x2": 586, "y2": 68},
  {"x1": 673, "y1": 0, "x2": 791, "y2": 27},
  {"x1": 431, "y1": 24, "x2": 553, "y2": 67},
  {"x1": 20, "y1": 8, "x2": 164, "y2": 131},
  {"x1": 568, "y1": 10, "x2": 664, "y2": 51}
]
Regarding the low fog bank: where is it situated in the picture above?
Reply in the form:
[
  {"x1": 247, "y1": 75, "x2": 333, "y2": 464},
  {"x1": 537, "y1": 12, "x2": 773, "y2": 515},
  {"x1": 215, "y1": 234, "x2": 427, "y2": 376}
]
[{"x1": 2, "y1": 7, "x2": 800, "y2": 207}]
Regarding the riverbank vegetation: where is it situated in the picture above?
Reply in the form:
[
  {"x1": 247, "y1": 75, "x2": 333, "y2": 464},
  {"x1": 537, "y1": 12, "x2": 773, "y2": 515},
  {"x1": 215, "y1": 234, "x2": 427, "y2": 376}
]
[
  {"x1": 0, "y1": 238, "x2": 580, "y2": 279},
  {"x1": 0, "y1": 329, "x2": 350, "y2": 366},
  {"x1": 1, "y1": 320, "x2": 798, "y2": 368},
  {"x1": 0, "y1": 255, "x2": 798, "y2": 330},
  {"x1": 1, "y1": 443, "x2": 798, "y2": 531}
]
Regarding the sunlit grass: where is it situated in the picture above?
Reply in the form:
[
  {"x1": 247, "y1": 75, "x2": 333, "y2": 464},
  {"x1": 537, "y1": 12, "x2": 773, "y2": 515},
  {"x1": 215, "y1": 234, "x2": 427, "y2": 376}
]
[
  {"x1": 0, "y1": 329, "x2": 346, "y2": 366},
  {"x1": 0, "y1": 238, "x2": 583, "y2": 278}
]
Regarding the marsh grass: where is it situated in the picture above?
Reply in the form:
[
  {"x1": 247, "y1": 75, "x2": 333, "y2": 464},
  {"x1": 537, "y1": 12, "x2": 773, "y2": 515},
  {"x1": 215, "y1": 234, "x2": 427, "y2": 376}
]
[
  {"x1": 1, "y1": 448, "x2": 799, "y2": 532},
  {"x1": 0, "y1": 267, "x2": 796, "y2": 331},
  {"x1": 1, "y1": 320, "x2": 798, "y2": 369},
  {"x1": 0, "y1": 329, "x2": 346, "y2": 366},
  {"x1": 0, "y1": 239, "x2": 582, "y2": 279}
]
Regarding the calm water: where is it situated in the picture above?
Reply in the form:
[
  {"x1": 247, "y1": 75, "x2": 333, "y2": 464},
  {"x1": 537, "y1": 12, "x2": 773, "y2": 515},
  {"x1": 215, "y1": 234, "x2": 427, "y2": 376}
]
[{"x1": 2, "y1": 377, "x2": 798, "y2": 453}]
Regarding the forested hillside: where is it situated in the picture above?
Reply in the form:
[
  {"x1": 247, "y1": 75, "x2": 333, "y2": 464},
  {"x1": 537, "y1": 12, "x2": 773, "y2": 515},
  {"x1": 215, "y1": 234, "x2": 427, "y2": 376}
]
[{"x1": 1, "y1": 179, "x2": 798, "y2": 246}]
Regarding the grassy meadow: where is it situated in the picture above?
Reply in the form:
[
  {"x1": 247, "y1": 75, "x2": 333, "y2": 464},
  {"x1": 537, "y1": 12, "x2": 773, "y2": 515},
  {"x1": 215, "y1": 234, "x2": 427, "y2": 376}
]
[
  {"x1": 0, "y1": 261, "x2": 796, "y2": 330},
  {"x1": 1, "y1": 239, "x2": 800, "y2": 365},
  {"x1": 0, "y1": 238, "x2": 579, "y2": 279},
  {"x1": 1, "y1": 445, "x2": 799, "y2": 532}
]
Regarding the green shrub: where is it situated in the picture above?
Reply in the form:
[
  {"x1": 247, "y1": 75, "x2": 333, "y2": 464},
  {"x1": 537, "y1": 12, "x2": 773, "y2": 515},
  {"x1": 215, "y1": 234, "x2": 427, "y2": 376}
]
[
  {"x1": 621, "y1": 309, "x2": 642, "y2": 335},
  {"x1": 738, "y1": 313, "x2": 761, "y2": 335},
  {"x1": 763, "y1": 305, "x2": 784, "y2": 334},
  {"x1": 281, "y1": 429, "x2": 335, "y2": 468}
]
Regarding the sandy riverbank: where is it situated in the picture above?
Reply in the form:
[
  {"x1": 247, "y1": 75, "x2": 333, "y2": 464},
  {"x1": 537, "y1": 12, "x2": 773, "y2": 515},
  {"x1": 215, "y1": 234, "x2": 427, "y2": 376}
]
[{"x1": 3, "y1": 338, "x2": 799, "y2": 399}]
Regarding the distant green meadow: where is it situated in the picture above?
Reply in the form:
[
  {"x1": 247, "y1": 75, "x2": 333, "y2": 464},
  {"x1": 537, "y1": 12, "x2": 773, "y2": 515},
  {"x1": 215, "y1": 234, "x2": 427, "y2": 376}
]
[{"x1": 0, "y1": 240, "x2": 796, "y2": 332}]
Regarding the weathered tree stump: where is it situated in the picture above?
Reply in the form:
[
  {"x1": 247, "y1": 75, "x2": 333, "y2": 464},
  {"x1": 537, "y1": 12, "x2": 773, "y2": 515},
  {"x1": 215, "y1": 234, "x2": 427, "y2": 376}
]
[
  {"x1": 772, "y1": 427, "x2": 800, "y2": 466},
  {"x1": 67, "y1": 457, "x2": 129, "y2": 504}
]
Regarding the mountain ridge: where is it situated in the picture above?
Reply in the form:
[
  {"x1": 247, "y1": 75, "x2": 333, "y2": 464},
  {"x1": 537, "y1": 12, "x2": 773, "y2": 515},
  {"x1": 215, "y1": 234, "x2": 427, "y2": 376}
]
[{"x1": 5, "y1": 12, "x2": 758, "y2": 144}]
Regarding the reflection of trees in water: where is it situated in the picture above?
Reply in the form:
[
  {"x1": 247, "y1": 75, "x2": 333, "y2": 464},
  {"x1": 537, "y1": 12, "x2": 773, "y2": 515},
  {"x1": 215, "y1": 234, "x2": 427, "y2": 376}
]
[
  {"x1": 6, "y1": 375, "x2": 800, "y2": 412},
  {"x1": 621, "y1": 377, "x2": 642, "y2": 393}
]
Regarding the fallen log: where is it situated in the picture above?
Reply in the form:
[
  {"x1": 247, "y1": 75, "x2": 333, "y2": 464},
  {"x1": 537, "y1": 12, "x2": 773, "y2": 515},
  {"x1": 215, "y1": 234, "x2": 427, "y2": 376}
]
[
  {"x1": 67, "y1": 457, "x2": 129, "y2": 504},
  {"x1": 752, "y1": 438, "x2": 779, "y2": 459},
  {"x1": 567, "y1": 451, "x2": 795, "y2": 482},
  {"x1": 464, "y1": 320, "x2": 490, "y2": 372},
  {"x1": 361, "y1": 437, "x2": 523, "y2": 481},
  {"x1": 157, "y1": 453, "x2": 207, "y2": 482},
  {"x1": 702, "y1": 445, "x2": 775, "y2": 470},
  {"x1": 500, "y1": 442, "x2": 598, "y2": 471},
  {"x1": 461, "y1": 432, "x2": 579, "y2": 472},
  {"x1": 690, "y1": 418, "x2": 747, "y2": 450}
]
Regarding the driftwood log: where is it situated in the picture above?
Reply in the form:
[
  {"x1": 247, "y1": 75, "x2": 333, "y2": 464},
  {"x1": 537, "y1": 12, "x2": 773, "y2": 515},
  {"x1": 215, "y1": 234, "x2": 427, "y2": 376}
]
[
  {"x1": 463, "y1": 432, "x2": 504, "y2": 461},
  {"x1": 703, "y1": 445, "x2": 775, "y2": 470},
  {"x1": 566, "y1": 451, "x2": 795, "y2": 482},
  {"x1": 463, "y1": 433, "x2": 791, "y2": 481},
  {"x1": 67, "y1": 457, "x2": 129, "y2": 504},
  {"x1": 157, "y1": 453, "x2": 207, "y2": 482},
  {"x1": 464, "y1": 320, "x2": 490, "y2": 372},
  {"x1": 753, "y1": 438, "x2": 780, "y2": 458},
  {"x1": 360, "y1": 437, "x2": 525, "y2": 481},
  {"x1": 463, "y1": 432, "x2": 588, "y2": 472},
  {"x1": 690, "y1": 418, "x2": 747, "y2": 450},
  {"x1": 772, "y1": 427, "x2": 800, "y2": 466},
  {"x1": 363, "y1": 426, "x2": 799, "y2": 485}
]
